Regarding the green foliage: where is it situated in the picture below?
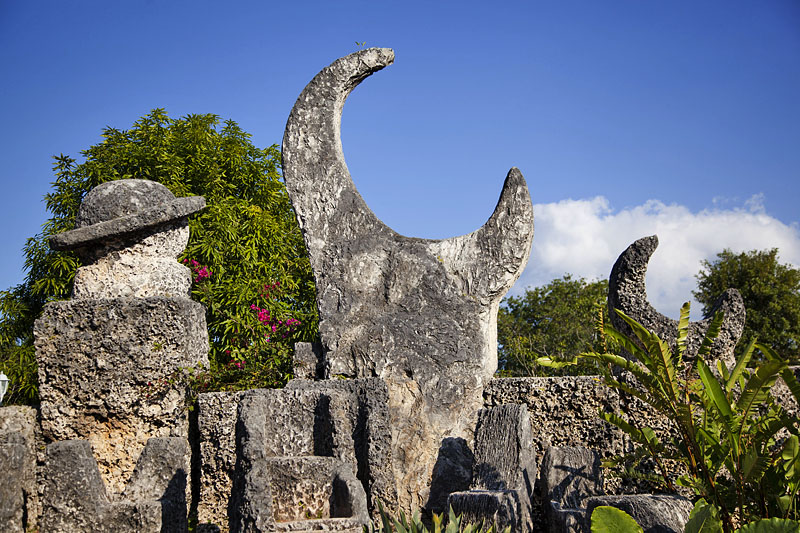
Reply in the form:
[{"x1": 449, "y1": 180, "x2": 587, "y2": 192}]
[
  {"x1": 694, "y1": 249, "x2": 800, "y2": 362},
  {"x1": 0, "y1": 109, "x2": 318, "y2": 403},
  {"x1": 497, "y1": 274, "x2": 610, "y2": 376},
  {"x1": 365, "y1": 500, "x2": 510, "y2": 533},
  {"x1": 591, "y1": 500, "x2": 800, "y2": 533},
  {"x1": 685, "y1": 499, "x2": 724, "y2": 533},
  {"x1": 590, "y1": 505, "x2": 643, "y2": 533},
  {"x1": 582, "y1": 303, "x2": 800, "y2": 532}
]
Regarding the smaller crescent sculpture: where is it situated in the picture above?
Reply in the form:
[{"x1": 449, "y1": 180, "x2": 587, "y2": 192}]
[{"x1": 608, "y1": 235, "x2": 745, "y2": 367}]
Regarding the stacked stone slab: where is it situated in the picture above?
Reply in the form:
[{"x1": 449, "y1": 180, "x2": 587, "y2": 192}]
[
  {"x1": 448, "y1": 404, "x2": 536, "y2": 533},
  {"x1": 585, "y1": 495, "x2": 694, "y2": 533},
  {"x1": 282, "y1": 47, "x2": 534, "y2": 513},
  {"x1": 196, "y1": 376, "x2": 396, "y2": 530},
  {"x1": 0, "y1": 406, "x2": 39, "y2": 533},
  {"x1": 42, "y1": 437, "x2": 189, "y2": 533},
  {"x1": 230, "y1": 387, "x2": 370, "y2": 533},
  {"x1": 36, "y1": 179, "x2": 208, "y2": 530},
  {"x1": 539, "y1": 447, "x2": 604, "y2": 533}
]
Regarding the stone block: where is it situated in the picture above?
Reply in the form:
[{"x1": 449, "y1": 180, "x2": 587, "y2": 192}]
[
  {"x1": 122, "y1": 437, "x2": 190, "y2": 533},
  {"x1": 35, "y1": 296, "x2": 208, "y2": 494},
  {"x1": 287, "y1": 378, "x2": 398, "y2": 517},
  {"x1": 472, "y1": 404, "x2": 536, "y2": 495},
  {"x1": 197, "y1": 390, "x2": 247, "y2": 530},
  {"x1": 0, "y1": 439, "x2": 26, "y2": 533},
  {"x1": 42, "y1": 439, "x2": 162, "y2": 533},
  {"x1": 483, "y1": 378, "x2": 625, "y2": 468},
  {"x1": 448, "y1": 490, "x2": 526, "y2": 533},
  {"x1": 230, "y1": 387, "x2": 370, "y2": 533},
  {"x1": 540, "y1": 446, "x2": 603, "y2": 508},
  {"x1": 0, "y1": 406, "x2": 39, "y2": 532},
  {"x1": 447, "y1": 404, "x2": 536, "y2": 533},
  {"x1": 585, "y1": 494, "x2": 693, "y2": 533},
  {"x1": 426, "y1": 437, "x2": 474, "y2": 513},
  {"x1": 547, "y1": 503, "x2": 587, "y2": 533}
]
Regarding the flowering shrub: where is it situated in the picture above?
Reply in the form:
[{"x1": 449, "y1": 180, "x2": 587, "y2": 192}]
[{"x1": 183, "y1": 259, "x2": 211, "y2": 283}]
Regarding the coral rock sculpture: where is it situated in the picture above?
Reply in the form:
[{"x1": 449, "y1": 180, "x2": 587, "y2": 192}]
[{"x1": 282, "y1": 48, "x2": 534, "y2": 511}]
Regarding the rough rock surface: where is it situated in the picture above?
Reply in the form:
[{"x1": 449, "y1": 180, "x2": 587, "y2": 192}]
[
  {"x1": 426, "y1": 437, "x2": 474, "y2": 513},
  {"x1": 483, "y1": 378, "x2": 625, "y2": 466},
  {"x1": 71, "y1": 223, "x2": 193, "y2": 299},
  {"x1": 197, "y1": 391, "x2": 247, "y2": 530},
  {"x1": 0, "y1": 406, "x2": 39, "y2": 533},
  {"x1": 122, "y1": 437, "x2": 190, "y2": 533},
  {"x1": 608, "y1": 235, "x2": 745, "y2": 369},
  {"x1": 540, "y1": 447, "x2": 603, "y2": 509},
  {"x1": 42, "y1": 439, "x2": 162, "y2": 533},
  {"x1": 448, "y1": 404, "x2": 536, "y2": 533},
  {"x1": 540, "y1": 447, "x2": 603, "y2": 533},
  {"x1": 585, "y1": 494, "x2": 693, "y2": 533},
  {"x1": 286, "y1": 378, "x2": 398, "y2": 517},
  {"x1": 472, "y1": 404, "x2": 536, "y2": 495},
  {"x1": 35, "y1": 296, "x2": 208, "y2": 494},
  {"x1": 448, "y1": 490, "x2": 526, "y2": 533},
  {"x1": 282, "y1": 47, "x2": 533, "y2": 512},
  {"x1": 230, "y1": 387, "x2": 369, "y2": 533}
]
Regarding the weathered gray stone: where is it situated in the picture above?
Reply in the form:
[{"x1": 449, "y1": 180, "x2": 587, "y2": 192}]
[
  {"x1": 483, "y1": 378, "x2": 625, "y2": 468},
  {"x1": 197, "y1": 390, "x2": 247, "y2": 530},
  {"x1": 450, "y1": 490, "x2": 527, "y2": 532},
  {"x1": 0, "y1": 439, "x2": 26, "y2": 533},
  {"x1": 282, "y1": 47, "x2": 534, "y2": 512},
  {"x1": 540, "y1": 446, "x2": 603, "y2": 509},
  {"x1": 35, "y1": 296, "x2": 208, "y2": 493},
  {"x1": 547, "y1": 504, "x2": 587, "y2": 533},
  {"x1": 231, "y1": 387, "x2": 370, "y2": 533},
  {"x1": 608, "y1": 235, "x2": 745, "y2": 369},
  {"x1": 448, "y1": 404, "x2": 535, "y2": 533},
  {"x1": 426, "y1": 437, "x2": 474, "y2": 513},
  {"x1": 286, "y1": 378, "x2": 398, "y2": 517},
  {"x1": 49, "y1": 179, "x2": 205, "y2": 252},
  {"x1": 42, "y1": 439, "x2": 162, "y2": 533},
  {"x1": 123, "y1": 437, "x2": 190, "y2": 533},
  {"x1": 293, "y1": 342, "x2": 324, "y2": 379},
  {"x1": 472, "y1": 404, "x2": 536, "y2": 495},
  {"x1": 0, "y1": 406, "x2": 39, "y2": 533},
  {"x1": 585, "y1": 494, "x2": 693, "y2": 533}
]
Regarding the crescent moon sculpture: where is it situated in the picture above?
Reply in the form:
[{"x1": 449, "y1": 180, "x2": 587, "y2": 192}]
[
  {"x1": 608, "y1": 235, "x2": 745, "y2": 368},
  {"x1": 282, "y1": 48, "x2": 534, "y2": 512}
]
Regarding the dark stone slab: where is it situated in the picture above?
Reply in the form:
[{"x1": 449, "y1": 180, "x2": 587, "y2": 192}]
[
  {"x1": 540, "y1": 446, "x2": 603, "y2": 509},
  {"x1": 586, "y1": 494, "x2": 693, "y2": 533},
  {"x1": 426, "y1": 437, "x2": 474, "y2": 514},
  {"x1": 42, "y1": 439, "x2": 162, "y2": 533},
  {"x1": 0, "y1": 406, "x2": 39, "y2": 533},
  {"x1": 123, "y1": 437, "x2": 190, "y2": 533},
  {"x1": 448, "y1": 490, "x2": 525, "y2": 533}
]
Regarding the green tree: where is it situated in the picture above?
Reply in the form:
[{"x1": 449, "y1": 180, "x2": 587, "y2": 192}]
[
  {"x1": 0, "y1": 109, "x2": 318, "y2": 404},
  {"x1": 497, "y1": 274, "x2": 609, "y2": 376},
  {"x1": 694, "y1": 249, "x2": 800, "y2": 362}
]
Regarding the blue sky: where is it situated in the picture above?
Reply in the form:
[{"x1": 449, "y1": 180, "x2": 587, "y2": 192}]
[{"x1": 1, "y1": 1, "x2": 799, "y2": 317}]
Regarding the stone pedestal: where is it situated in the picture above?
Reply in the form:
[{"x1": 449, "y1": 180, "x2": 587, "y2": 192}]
[{"x1": 36, "y1": 296, "x2": 207, "y2": 493}]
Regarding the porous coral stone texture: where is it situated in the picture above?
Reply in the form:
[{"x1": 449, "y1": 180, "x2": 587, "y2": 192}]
[{"x1": 282, "y1": 49, "x2": 534, "y2": 511}]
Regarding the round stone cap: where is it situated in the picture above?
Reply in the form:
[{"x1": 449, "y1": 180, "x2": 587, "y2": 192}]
[{"x1": 49, "y1": 179, "x2": 205, "y2": 251}]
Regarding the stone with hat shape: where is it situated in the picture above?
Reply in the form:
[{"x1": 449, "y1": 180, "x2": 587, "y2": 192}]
[{"x1": 50, "y1": 179, "x2": 206, "y2": 299}]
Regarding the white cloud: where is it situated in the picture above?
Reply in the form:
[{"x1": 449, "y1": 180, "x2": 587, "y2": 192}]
[{"x1": 511, "y1": 195, "x2": 800, "y2": 319}]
